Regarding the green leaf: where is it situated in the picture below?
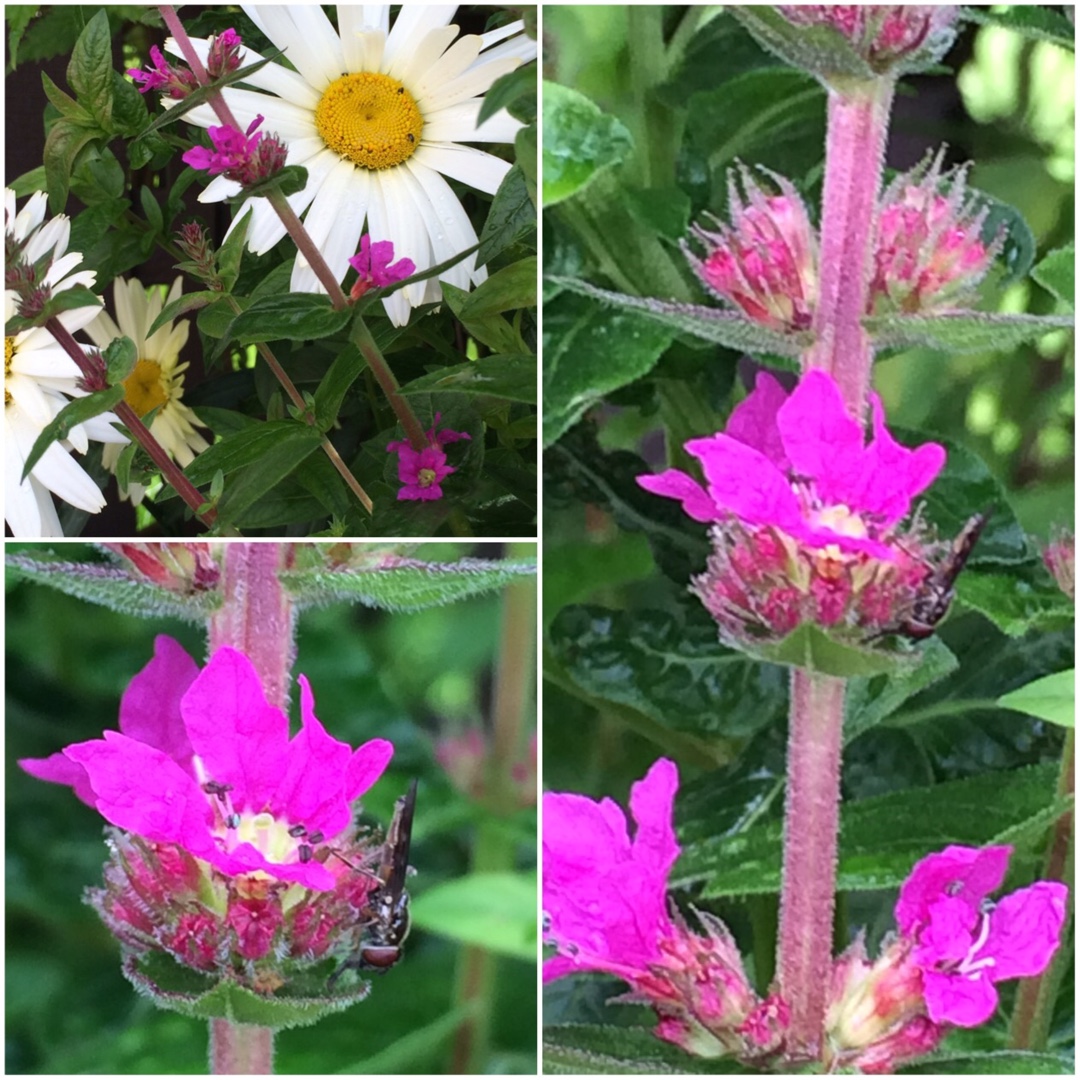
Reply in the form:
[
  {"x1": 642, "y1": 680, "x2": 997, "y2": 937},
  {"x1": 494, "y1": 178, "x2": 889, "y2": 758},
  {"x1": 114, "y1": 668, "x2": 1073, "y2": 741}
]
[
  {"x1": 219, "y1": 294, "x2": 352, "y2": 345},
  {"x1": 399, "y1": 354, "x2": 537, "y2": 404},
  {"x1": 1031, "y1": 243, "x2": 1075, "y2": 309},
  {"x1": 20, "y1": 387, "x2": 123, "y2": 481},
  {"x1": 139, "y1": 185, "x2": 163, "y2": 236},
  {"x1": 957, "y1": 563, "x2": 1076, "y2": 637},
  {"x1": 43, "y1": 119, "x2": 99, "y2": 212},
  {"x1": 478, "y1": 62, "x2": 537, "y2": 126},
  {"x1": 899, "y1": 1049, "x2": 1075, "y2": 1074},
  {"x1": 6, "y1": 4, "x2": 37, "y2": 70},
  {"x1": 102, "y1": 335, "x2": 137, "y2": 384},
  {"x1": 440, "y1": 282, "x2": 522, "y2": 355},
  {"x1": 7, "y1": 165, "x2": 46, "y2": 197},
  {"x1": 544, "y1": 1024, "x2": 750, "y2": 1074},
  {"x1": 409, "y1": 871, "x2": 536, "y2": 962},
  {"x1": 547, "y1": 604, "x2": 788, "y2": 742},
  {"x1": 543, "y1": 289, "x2": 675, "y2": 447},
  {"x1": 745, "y1": 622, "x2": 930, "y2": 678},
  {"x1": 456, "y1": 258, "x2": 537, "y2": 317},
  {"x1": 312, "y1": 344, "x2": 366, "y2": 430},
  {"x1": 40, "y1": 71, "x2": 93, "y2": 124},
  {"x1": 542, "y1": 81, "x2": 634, "y2": 207},
  {"x1": 5, "y1": 553, "x2": 221, "y2": 620},
  {"x1": 867, "y1": 311, "x2": 1074, "y2": 354},
  {"x1": 962, "y1": 6, "x2": 1076, "y2": 49},
  {"x1": 66, "y1": 10, "x2": 112, "y2": 128},
  {"x1": 183, "y1": 420, "x2": 315, "y2": 486},
  {"x1": 216, "y1": 207, "x2": 251, "y2": 294},
  {"x1": 624, "y1": 186, "x2": 692, "y2": 243},
  {"x1": 279, "y1": 557, "x2": 536, "y2": 611},
  {"x1": 516, "y1": 122, "x2": 538, "y2": 206},
  {"x1": 145, "y1": 290, "x2": 220, "y2": 339},
  {"x1": 478, "y1": 164, "x2": 536, "y2": 267},
  {"x1": 677, "y1": 762, "x2": 1063, "y2": 895},
  {"x1": 214, "y1": 428, "x2": 325, "y2": 524},
  {"x1": 348, "y1": 1004, "x2": 478, "y2": 1074},
  {"x1": 226, "y1": 164, "x2": 309, "y2": 204},
  {"x1": 549, "y1": 277, "x2": 807, "y2": 357},
  {"x1": 998, "y1": 669, "x2": 1074, "y2": 728}
]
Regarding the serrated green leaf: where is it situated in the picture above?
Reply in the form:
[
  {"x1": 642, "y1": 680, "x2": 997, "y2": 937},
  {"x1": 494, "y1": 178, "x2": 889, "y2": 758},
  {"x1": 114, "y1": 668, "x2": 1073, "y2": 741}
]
[
  {"x1": 279, "y1": 557, "x2": 536, "y2": 611},
  {"x1": 219, "y1": 294, "x2": 352, "y2": 346},
  {"x1": 544, "y1": 1024, "x2": 751, "y2": 1074},
  {"x1": 746, "y1": 622, "x2": 929, "y2": 678},
  {"x1": 182, "y1": 420, "x2": 314, "y2": 487},
  {"x1": 867, "y1": 311, "x2": 1073, "y2": 354},
  {"x1": 898, "y1": 1049, "x2": 1074, "y2": 1074},
  {"x1": 410, "y1": 872, "x2": 536, "y2": 962},
  {"x1": 677, "y1": 762, "x2": 1062, "y2": 895},
  {"x1": 4, "y1": 554, "x2": 221, "y2": 620},
  {"x1": 998, "y1": 669, "x2": 1074, "y2": 728},
  {"x1": 103, "y1": 335, "x2": 137, "y2": 384},
  {"x1": 441, "y1": 281, "x2": 522, "y2": 355},
  {"x1": 66, "y1": 10, "x2": 112, "y2": 128},
  {"x1": 543, "y1": 81, "x2": 634, "y2": 207},
  {"x1": 145, "y1": 290, "x2": 220, "y2": 339},
  {"x1": 478, "y1": 62, "x2": 537, "y2": 126},
  {"x1": 216, "y1": 205, "x2": 251, "y2": 294},
  {"x1": 43, "y1": 120, "x2": 100, "y2": 212},
  {"x1": 398, "y1": 354, "x2": 537, "y2": 404},
  {"x1": 623, "y1": 186, "x2": 692, "y2": 243},
  {"x1": 957, "y1": 564, "x2": 1076, "y2": 637},
  {"x1": 20, "y1": 387, "x2": 123, "y2": 481},
  {"x1": 7, "y1": 165, "x2": 47, "y2": 197},
  {"x1": 478, "y1": 164, "x2": 536, "y2": 267},
  {"x1": 1031, "y1": 243, "x2": 1075, "y2": 309},
  {"x1": 549, "y1": 277, "x2": 807, "y2": 357},
  {"x1": 457, "y1": 258, "x2": 536, "y2": 317},
  {"x1": 40, "y1": 71, "x2": 93, "y2": 123},
  {"x1": 6, "y1": 4, "x2": 37, "y2": 70},
  {"x1": 312, "y1": 344, "x2": 366, "y2": 430},
  {"x1": 139, "y1": 185, "x2": 163, "y2": 235}
]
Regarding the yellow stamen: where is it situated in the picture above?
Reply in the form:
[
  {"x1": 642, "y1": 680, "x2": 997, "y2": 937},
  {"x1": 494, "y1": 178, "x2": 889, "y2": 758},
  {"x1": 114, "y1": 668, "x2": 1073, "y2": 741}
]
[
  {"x1": 5, "y1": 336, "x2": 14, "y2": 406},
  {"x1": 418, "y1": 468, "x2": 437, "y2": 488},
  {"x1": 123, "y1": 358, "x2": 169, "y2": 417},
  {"x1": 314, "y1": 72, "x2": 423, "y2": 170}
]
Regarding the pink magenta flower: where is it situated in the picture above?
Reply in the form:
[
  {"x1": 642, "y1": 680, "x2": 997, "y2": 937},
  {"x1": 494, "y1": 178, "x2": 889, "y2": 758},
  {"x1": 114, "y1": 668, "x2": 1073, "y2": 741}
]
[
  {"x1": 387, "y1": 414, "x2": 471, "y2": 502},
  {"x1": 685, "y1": 166, "x2": 817, "y2": 332},
  {"x1": 778, "y1": 6, "x2": 959, "y2": 70},
  {"x1": 897, "y1": 845, "x2": 1068, "y2": 1027},
  {"x1": 870, "y1": 149, "x2": 1000, "y2": 314},
  {"x1": 348, "y1": 235, "x2": 416, "y2": 301},
  {"x1": 544, "y1": 759, "x2": 773, "y2": 1060},
  {"x1": 19, "y1": 637, "x2": 398, "y2": 990},
  {"x1": 128, "y1": 45, "x2": 198, "y2": 98},
  {"x1": 637, "y1": 369, "x2": 947, "y2": 644},
  {"x1": 182, "y1": 116, "x2": 288, "y2": 188}
]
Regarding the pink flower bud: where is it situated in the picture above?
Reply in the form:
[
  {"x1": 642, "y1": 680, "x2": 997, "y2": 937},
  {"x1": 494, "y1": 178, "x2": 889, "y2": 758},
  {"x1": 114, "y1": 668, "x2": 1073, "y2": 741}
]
[
  {"x1": 103, "y1": 542, "x2": 221, "y2": 592},
  {"x1": 778, "y1": 6, "x2": 959, "y2": 71},
  {"x1": 206, "y1": 27, "x2": 244, "y2": 79},
  {"x1": 1043, "y1": 529, "x2": 1074, "y2": 599},
  {"x1": 685, "y1": 167, "x2": 817, "y2": 333},
  {"x1": 870, "y1": 149, "x2": 1001, "y2": 314}
]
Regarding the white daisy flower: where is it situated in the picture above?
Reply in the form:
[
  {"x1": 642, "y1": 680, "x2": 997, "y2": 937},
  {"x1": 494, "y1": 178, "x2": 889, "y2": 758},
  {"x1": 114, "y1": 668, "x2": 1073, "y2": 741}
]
[
  {"x1": 167, "y1": 5, "x2": 536, "y2": 326},
  {"x1": 83, "y1": 276, "x2": 210, "y2": 503},
  {"x1": 5, "y1": 190, "x2": 125, "y2": 538}
]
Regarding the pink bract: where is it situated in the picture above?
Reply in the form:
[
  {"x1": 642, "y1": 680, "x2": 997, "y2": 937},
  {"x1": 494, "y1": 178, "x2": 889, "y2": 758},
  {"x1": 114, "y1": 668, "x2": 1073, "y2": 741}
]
[
  {"x1": 542, "y1": 758, "x2": 680, "y2": 982},
  {"x1": 19, "y1": 635, "x2": 394, "y2": 892},
  {"x1": 897, "y1": 844, "x2": 1068, "y2": 1027},
  {"x1": 637, "y1": 369, "x2": 945, "y2": 559}
]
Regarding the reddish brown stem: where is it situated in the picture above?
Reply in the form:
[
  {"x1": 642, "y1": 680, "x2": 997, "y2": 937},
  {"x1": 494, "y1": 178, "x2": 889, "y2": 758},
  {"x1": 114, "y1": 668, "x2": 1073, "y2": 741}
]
[{"x1": 208, "y1": 1019, "x2": 273, "y2": 1074}]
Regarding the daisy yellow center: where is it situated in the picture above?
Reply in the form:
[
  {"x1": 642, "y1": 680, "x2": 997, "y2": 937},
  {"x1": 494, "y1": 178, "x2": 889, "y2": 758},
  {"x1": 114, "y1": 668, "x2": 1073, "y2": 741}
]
[
  {"x1": 418, "y1": 468, "x2": 438, "y2": 488},
  {"x1": 314, "y1": 72, "x2": 423, "y2": 170},
  {"x1": 123, "y1": 358, "x2": 169, "y2": 417},
  {"x1": 5, "y1": 336, "x2": 14, "y2": 406}
]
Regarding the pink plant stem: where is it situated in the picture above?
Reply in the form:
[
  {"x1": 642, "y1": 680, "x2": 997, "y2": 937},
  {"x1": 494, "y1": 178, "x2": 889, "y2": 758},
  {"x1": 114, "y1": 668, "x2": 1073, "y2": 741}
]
[
  {"x1": 209, "y1": 1018, "x2": 273, "y2": 1074},
  {"x1": 208, "y1": 543, "x2": 295, "y2": 710},
  {"x1": 43, "y1": 316, "x2": 216, "y2": 527},
  {"x1": 807, "y1": 78, "x2": 895, "y2": 417},
  {"x1": 778, "y1": 668, "x2": 846, "y2": 1056}
]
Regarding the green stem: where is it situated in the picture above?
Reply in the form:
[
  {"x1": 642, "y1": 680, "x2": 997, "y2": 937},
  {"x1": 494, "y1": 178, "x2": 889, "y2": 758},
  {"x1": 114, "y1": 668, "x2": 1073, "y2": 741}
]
[
  {"x1": 208, "y1": 1019, "x2": 273, "y2": 1074},
  {"x1": 778, "y1": 669, "x2": 846, "y2": 1058},
  {"x1": 207, "y1": 543, "x2": 295, "y2": 710},
  {"x1": 1008, "y1": 728, "x2": 1074, "y2": 1050},
  {"x1": 349, "y1": 318, "x2": 427, "y2": 451},
  {"x1": 626, "y1": 6, "x2": 680, "y2": 189},
  {"x1": 449, "y1": 545, "x2": 536, "y2": 1073}
]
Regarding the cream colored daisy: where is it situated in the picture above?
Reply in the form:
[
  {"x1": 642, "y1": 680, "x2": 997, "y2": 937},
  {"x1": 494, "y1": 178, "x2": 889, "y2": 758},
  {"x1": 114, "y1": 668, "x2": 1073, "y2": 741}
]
[
  {"x1": 5, "y1": 190, "x2": 125, "y2": 537},
  {"x1": 83, "y1": 276, "x2": 210, "y2": 502},
  {"x1": 167, "y1": 5, "x2": 535, "y2": 326}
]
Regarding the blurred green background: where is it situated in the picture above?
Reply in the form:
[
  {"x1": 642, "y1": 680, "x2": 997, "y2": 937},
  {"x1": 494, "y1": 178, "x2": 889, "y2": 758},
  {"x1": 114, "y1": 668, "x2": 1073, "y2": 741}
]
[{"x1": 6, "y1": 542, "x2": 537, "y2": 1074}]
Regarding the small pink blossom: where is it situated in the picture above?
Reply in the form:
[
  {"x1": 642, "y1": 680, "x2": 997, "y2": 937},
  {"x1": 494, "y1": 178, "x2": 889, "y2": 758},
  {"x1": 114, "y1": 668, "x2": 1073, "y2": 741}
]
[
  {"x1": 544, "y1": 760, "x2": 770, "y2": 1059},
  {"x1": 778, "y1": 6, "x2": 959, "y2": 70},
  {"x1": 387, "y1": 414, "x2": 471, "y2": 502},
  {"x1": 1043, "y1": 529, "x2": 1074, "y2": 599},
  {"x1": 637, "y1": 370, "x2": 947, "y2": 644},
  {"x1": 128, "y1": 45, "x2": 198, "y2": 98},
  {"x1": 898, "y1": 845, "x2": 1068, "y2": 1027},
  {"x1": 685, "y1": 166, "x2": 817, "y2": 332},
  {"x1": 206, "y1": 27, "x2": 244, "y2": 79},
  {"x1": 182, "y1": 116, "x2": 288, "y2": 188},
  {"x1": 348, "y1": 235, "x2": 416, "y2": 300},
  {"x1": 870, "y1": 149, "x2": 1000, "y2": 314}
]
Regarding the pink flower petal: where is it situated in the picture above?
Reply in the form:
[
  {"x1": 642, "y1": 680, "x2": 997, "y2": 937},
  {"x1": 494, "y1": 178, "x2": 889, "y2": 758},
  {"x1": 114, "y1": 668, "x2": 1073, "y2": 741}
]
[
  {"x1": 981, "y1": 881, "x2": 1068, "y2": 981},
  {"x1": 896, "y1": 844, "x2": 1011, "y2": 936},
  {"x1": 724, "y1": 371, "x2": 792, "y2": 468},
  {"x1": 629, "y1": 758, "x2": 681, "y2": 880},
  {"x1": 18, "y1": 750, "x2": 98, "y2": 808},
  {"x1": 118, "y1": 635, "x2": 199, "y2": 776},
  {"x1": 345, "y1": 738, "x2": 395, "y2": 803},
  {"x1": 636, "y1": 469, "x2": 719, "y2": 523},
  {"x1": 179, "y1": 648, "x2": 290, "y2": 811},
  {"x1": 922, "y1": 968, "x2": 999, "y2": 1027}
]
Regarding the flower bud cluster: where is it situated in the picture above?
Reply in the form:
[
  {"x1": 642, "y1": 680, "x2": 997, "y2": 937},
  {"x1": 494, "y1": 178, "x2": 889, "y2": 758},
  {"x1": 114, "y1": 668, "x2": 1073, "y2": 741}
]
[
  {"x1": 128, "y1": 45, "x2": 199, "y2": 99},
  {"x1": 206, "y1": 28, "x2": 244, "y2": 79},
  {"x1": 182, "y1": 116, "x2": 289, "y2": 189},
  {"x1": 102, "y1": 542, "x2": 222, "y2": 593}
]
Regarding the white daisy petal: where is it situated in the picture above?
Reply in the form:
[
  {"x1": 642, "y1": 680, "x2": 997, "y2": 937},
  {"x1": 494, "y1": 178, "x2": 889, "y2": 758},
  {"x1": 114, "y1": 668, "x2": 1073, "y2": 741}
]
[
  {"x1": 425, "y1": 100, "x2": 523, "y2": 144},
  {"x1": 393, "y1": 26, "x2": 461, "y2": 87},
  {"x1": 243, "y1": 5, "x2": 344, "y2": 91},
  {"x1": 414, "y1": 141, "x2": 511, "y2": 195},
  {"x1": 290, "y1": 159, "x2": 368, "y2": 294},
  {"x1": 384, "y1": 6, "x2": 458, "y2": 74}
]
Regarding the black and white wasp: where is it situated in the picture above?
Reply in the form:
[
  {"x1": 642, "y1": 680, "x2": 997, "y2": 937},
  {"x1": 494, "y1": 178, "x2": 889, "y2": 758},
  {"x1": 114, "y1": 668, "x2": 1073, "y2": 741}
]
[{"x1": 328, "y1": 779, "x2": 417, "y2": 987}]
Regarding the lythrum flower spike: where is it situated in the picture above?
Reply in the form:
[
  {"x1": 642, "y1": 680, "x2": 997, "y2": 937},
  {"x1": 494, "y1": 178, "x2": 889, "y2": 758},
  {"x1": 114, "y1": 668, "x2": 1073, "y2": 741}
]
[
  {"x1": 19, "y1": 637, "x2": 399, "y2": 996},
  {"x1": 684, "y1": 164, "x2": 817, "y2": 333}
]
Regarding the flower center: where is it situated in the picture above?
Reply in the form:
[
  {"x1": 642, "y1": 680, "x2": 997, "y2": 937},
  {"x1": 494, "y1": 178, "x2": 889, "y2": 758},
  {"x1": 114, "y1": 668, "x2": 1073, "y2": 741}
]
[
  {"x1": 123, "y1": 358, "x2": 169, "y2": 417},
  {"x1": 314, "y1": 72, "x2": 423, "y2": 170},
  {"x1": 418, "y1": 467, "x2": 437, "y2": 488},
  {"x1": 5, "y1": 335, "x2": 14, "y2": 406}
]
